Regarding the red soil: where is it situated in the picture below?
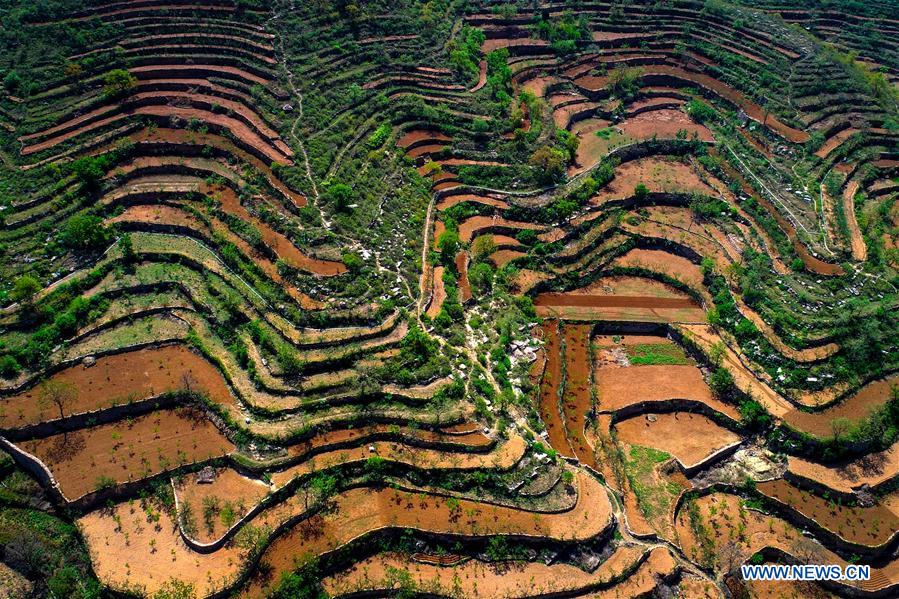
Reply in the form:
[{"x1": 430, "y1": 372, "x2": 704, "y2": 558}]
[
  {"x1": 458, "y1": 215, "x2": 544, "y2": 243},
  {"x1": 122, "y1": 127, "x2": 306, "y2": 208},
  {"x1": 596, "y1": 364, "x2": 739, "y2": 421},
  {"x1": 842, "y1": 179, "x2": 868, "y2": 261},
  {"x1": 614, "y1": 412, "x2": 741, "y2": 471},
  {"x1": 242, "y1": 470, "x2": 611, "y2": 598},
  {"x1": 0, "y1": 345, "x2": 235, "y2": 430},
  {"x1": 757, "y1": 479, "x2": 899, "y2": 548},
  {"x1": 788, "y1": 441, "x2": 899, "y2": 494},
  {"x1": 575, "y1": 65, "x2": 809, "y2": 143},
  {"x1": 782, "y1": 375, "x2": 899, "y2": 438},
  {"x1": 536, "y1": 293, "x2": 699, "y2": 309},
  {"x1": 560, "y1": 324, "x2": 597, "y2": 468},
  {"x1": 612, "y1": 248, "x2": 705, "y2": 291},
  {"x1": 21, "y1": 407, "x2": 234, "y2": 501},
  {"x1": 323, "y1": 545, "x2": 648, "y2": 598},
  {"x1": 619, "y1": 108, "x2": 714, "y2": 142},
  {"x1": 437, "y1": 193, "x2": 509, "y2": 211},
  {"x1": 469, "y1": 59, "x2": 488, "y2": 92},
  {"x1": 130, "y1": 64, "x2": 268, "y2": 86},
  {"x1": 489, "y1": 249, "x2": 526, "y2": 267},
  {"x1": 455, "y1": 251, "x2": 472, "y2": 303},
  {"x1": 536, "y1": 321, "x2": 575, "y2": 459},
  {"x1": 396, "y1": 129, "x2": 451, "y2": 148},
  {"x1": 425, "y1": 266, "x2": 446, "y2": 318},
  {"x1": 815, "y1": 128, "x2": 859, "y2": 159}
]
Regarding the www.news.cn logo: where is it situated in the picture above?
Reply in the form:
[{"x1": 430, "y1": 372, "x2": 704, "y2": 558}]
[{"x1": 741, "y1": 564, "x2": 871, "y2": 581}]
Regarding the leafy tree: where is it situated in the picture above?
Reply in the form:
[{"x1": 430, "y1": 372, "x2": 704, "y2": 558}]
[
  {"x1": 40, "y1": 380, "x2": 77, "y2": 420},
  {"x1": 59, "y1": 215, "x2": 110, "y2": 251},
  {"x1": 3, "y1": 70, "x2": 22, "y2": 93},
  {"x1": 437, "y1": 229, "x2": 460, "y2": 264},
  {"x1": 271, "y1": 562, "x2": 326, "y2": 599},
  {"x1": 634, "y1": 183, "x2": 649, "y2": 200},
  {"x1": 71, "y1": 155, "x2": 108, "y2": 190},
  {"x1": 486, "y1": 48, "x2": 512, "y2": 102},
  {"x1": 11, "y1": 275, "x2": 41, "y2": 305},
  {"x1": 342, "y1": 251, "x2": 362, "y2": 272},
  {"x1": 102, "y1": 68, "x2": 137, "y2": 98},
  {"x1": 469, "y1": 262, "x2": 494, "y2": 293},
  {"x1": 119, "y1": 233, "x2": 137, "y2": 265},
  {"x1": 471, "y1": 235, "x2": 497, "y2": 263},
  {"x1": 529, "y1": 146, "x2": 567, "y2": 184},
  {"x1": 608, "y1": 66, "x2": 642, "y2": 99},
  {"x1": 325, "y1": 182, "x2": 354, "y2": 212},
  {"x1": 685, "y1": 99, "x2": 716, "y2": 124},
  {"x1": 556, "y1": 128, "x2": 580, "y2": 163},
  {"x1": 709, "y1": 367, "x2": 734, "y2": 397},
  {"x1": 0, "y1": 355, "x2": 21, "y2": 377}
]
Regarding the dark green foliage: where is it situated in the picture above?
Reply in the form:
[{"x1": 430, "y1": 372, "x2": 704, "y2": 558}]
[
  {"x1": 58, "y1": 215, "x2": 110, "y2": 251},
  {"x1": 448, "y1": 25, "x2": 486, "y2": 81},
  {"x1": 685, "y1": 99, "x2": 716, "y2": 124},
  {"x1": 529, "y1": 146, "x2": 567, "y2": 184},
  {"x1": 532, "y1": 11, "x2": 590, "y2": 54},
  {"x1": 324, "y1": 182, "x2": 355, "y2": 212}
]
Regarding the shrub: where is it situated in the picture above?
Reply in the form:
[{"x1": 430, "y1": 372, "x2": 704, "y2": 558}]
[
  {"x1": 324, "y1": 182, "x2": 354, "y2": 212},
  {"x1": 11, "y1": 275, "x2": 41, "y2": 304},
  {"x1": 59, "y1": 215, "x2": 110, "y2": 251},
  {"x1": 529, "y1": 146, "x2": 567, "y2": 184},
  {"x1": 709, "y1": 367, "x2": 734, "y2": 397},
  {"x1": 685, "y1": 99, "x2": 716, "y2": 123},
  {"x1": 102, "y1": 68, "x2": 137, "y2": 98}
]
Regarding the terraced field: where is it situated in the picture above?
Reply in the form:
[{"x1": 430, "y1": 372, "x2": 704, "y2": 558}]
[{"x1": 0, "y1": 0, "x2": 897, "y2": 597}]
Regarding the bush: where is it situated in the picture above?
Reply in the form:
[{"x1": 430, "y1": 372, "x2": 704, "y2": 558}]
[
  {"x1": 59, "y1": 215, "x2": 110, "y2": 251},
  {"x1": 102, "y1": 68, "x2": 137, "y2": 98},
  {"x1": 529, "y1": 146, "x2": 567, "y2": 184},
  {"x1": 709, "y1": 367, "x2": 734, "y2": 397},
  {"x1": 11, "y1": 275, "x2": 41, "y2": 304},
  {"x1": 324, "y1": 182, "x2": 354, "y2": 212},
  {"x1": 685, "y1": 99, "x2": 716, "y2": 124}
]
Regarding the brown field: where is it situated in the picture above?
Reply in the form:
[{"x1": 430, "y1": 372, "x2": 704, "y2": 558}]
[
  {"x1": 614, "y1": 412, "x2": 741, "y2": 471},
  {"x1": 757, "y1": 479, "x2": 899, "y2": 548},
  {"x1": 0, "y1": 345, "x2": 236, "y2": 429},
  {"x1": 535, "y1": 276, "x2": 706, "y2": 322},
  {"x1": 80, "y1": 471, "x2": 610, "y2": 596},
  {"x1": 595, "y1": 364, "x2": 740, "y2": 421},
  {"x1": 536, "y1": 321, "x2": 575, "y2": 458},
  {"x1": 22, "y1": 407, "x2": 234, "y2": 500},
  {"x1": 323, "y1": 545, "x2": 649, "y2": 598},
  {"x1": 788, "y1": 441, "x2": 899, "y2": 494},
  {"x1": 676, "y1": 493, "x2": 899, "y2": 594},
  {"x1": 560, "y1": 324, "x2": 596, "y2": 468},
  {"x1": 782, "y1": 375, "x2": 899, "y2": 437}
]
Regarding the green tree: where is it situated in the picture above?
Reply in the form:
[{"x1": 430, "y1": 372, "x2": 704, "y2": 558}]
[
  {"x1": 325, "y1": 182, "x2": 355, "y2": 212},
  {"x1": 469, "y1": 262, "x2": 495, "y2": 293},
  {"x1": 3, "y1": 70, "x2": 22, "y2": 93},
  {"x1": 471, "y1": 235, "x2": 497, "y2": 263},
  {"x1": 437, "y1": 229, "x2": 460, "y2": 264},
  {"x1": 102, "y1": 68, "x2": 137, "y2": 98},
  {"x1": 11, "y1": 275, "x2": 41, "y2": 305},
  {"x1": 529, "y1": 146, "x2": 567, "y2": 184},
  {"x1": 59, "y1": 215, "x2": 110, "y2": 251},
  {"x1": 685, "y1": 99, "x2": 716, "y2": 124},
  {"x1": 634, "y1": 183, "x2": 649, "y2": 200}
]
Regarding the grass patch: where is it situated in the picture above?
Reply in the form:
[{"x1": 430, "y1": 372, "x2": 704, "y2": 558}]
[
  {"x1": 626, "y1": 343, "x2": 690, "y2": 365},
  {"x1": 625, "y1": 445, "x2": 682, "y2": 521},
  {"x1": 595, "y1": 127, "x2": 616, "y2": 139}
]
